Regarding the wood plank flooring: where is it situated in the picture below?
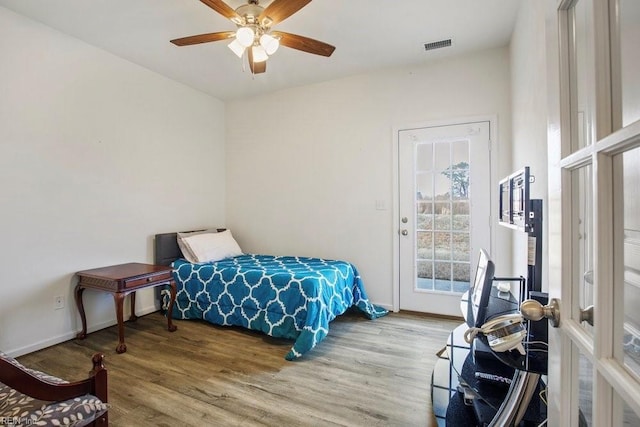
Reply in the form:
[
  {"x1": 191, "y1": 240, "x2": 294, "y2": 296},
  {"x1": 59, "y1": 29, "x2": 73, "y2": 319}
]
[{"x1": 17, "y1": 310, "x2": 460, "y2": 427}]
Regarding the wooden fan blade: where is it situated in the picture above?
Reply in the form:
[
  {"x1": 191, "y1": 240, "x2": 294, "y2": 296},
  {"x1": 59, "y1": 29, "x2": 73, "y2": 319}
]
[
  {"x1": 248, "y1": 47, "x2": 267, "y2": 74},
  {"x1": 259, "y1": 0, "x2": 311, "y2": 26},
  {"x1": 271, "y1": 31, "x2": 335, "y2": 57},
  {"x1": 200, "y1": 0, "x2": 239, "y2": 20},
  {"x1": 170, "y1": 31, "x2": 235, "y2": 46}
]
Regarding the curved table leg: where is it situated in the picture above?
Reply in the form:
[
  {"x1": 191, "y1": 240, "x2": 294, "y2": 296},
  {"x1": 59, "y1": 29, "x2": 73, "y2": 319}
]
[
  {"x1": 113, "y1": 293, "x2": 127, "y2": 353},
  {"x1": 75, "y1": 285, "x2": 87, "y2": 340},
  {"x1": 166, "y1": 281, "x2": 177, "y2": 332}
]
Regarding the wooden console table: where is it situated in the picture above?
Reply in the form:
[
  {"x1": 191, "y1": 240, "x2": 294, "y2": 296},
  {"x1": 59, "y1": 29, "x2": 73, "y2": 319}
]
[{"x1": 75, "y1": 263, "x2": 177, "y2": 353}]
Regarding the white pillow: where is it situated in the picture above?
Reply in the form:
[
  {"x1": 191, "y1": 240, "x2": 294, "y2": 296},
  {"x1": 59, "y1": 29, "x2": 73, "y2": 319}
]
[
  {"x1": 180, "y1": 229, "x2": 243, "y2": 263},
  {"x1": 177, "y1": 229, "x2": 218, "y2": 263}
]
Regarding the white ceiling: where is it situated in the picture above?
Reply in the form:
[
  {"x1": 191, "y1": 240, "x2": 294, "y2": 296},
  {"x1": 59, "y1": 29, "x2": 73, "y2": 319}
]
[{"x1": 0, "y1": 0, "x2": 522, "y2": 101}]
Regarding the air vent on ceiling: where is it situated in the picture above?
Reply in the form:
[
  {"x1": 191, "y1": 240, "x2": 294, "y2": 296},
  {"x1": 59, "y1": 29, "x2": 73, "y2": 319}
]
[{"x1": 424, "y1": 39, "x2": 452, "y2": 51}]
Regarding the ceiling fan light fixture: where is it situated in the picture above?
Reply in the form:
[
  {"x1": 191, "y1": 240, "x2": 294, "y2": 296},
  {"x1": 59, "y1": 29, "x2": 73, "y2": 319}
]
[
  {"x1": 235, "y1": 26, "x2": 255, "y2": 47},
  {"x1": 251, "y1": 45, "x2": 268, "y2": 63},
  {"x1": 260, "y1": 16, "x2": 273, "y2": 28},
  {"x1": 260, "y1": 34, "x2": 279, "y2": 55},
  {"x1": 227, "y1": 39, "x2": 246, "y2": 58},
  {"x1": 171, "y1": 0, "x2": 336, "y2": 75}
]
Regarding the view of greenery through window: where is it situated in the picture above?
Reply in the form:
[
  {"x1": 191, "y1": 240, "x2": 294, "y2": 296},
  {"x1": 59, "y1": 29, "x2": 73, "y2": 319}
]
[{"x1": 416, "y1": 147, "x2": 471, "y2": 293}]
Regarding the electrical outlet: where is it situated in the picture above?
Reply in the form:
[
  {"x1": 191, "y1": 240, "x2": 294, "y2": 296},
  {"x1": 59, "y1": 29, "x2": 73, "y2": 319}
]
[{"x1": 54, "y1": 295, "x2": 64, "y2": 310}]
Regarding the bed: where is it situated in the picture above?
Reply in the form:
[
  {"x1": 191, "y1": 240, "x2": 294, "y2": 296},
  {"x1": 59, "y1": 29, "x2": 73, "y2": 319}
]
[{"x1": 154, "y1": 230, "x2": 387, "y2": 360}]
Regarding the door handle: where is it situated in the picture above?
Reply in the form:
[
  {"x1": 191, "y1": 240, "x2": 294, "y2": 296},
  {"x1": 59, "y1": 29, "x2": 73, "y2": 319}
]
[
  {"x1": 401, "y1": 229, "x2": 408, "y2": 236},
  {"x1": 584, "y1": 270, "x2": 593, "y2": 284},
  {"x1": 580, "y1": 305, "x2": 594, "y2": 326},
  {"x1": 520, "y1": 298, "x2": 561, "y2": 327},
  {"x1": 521, "y1": 298, "x2": 593, "y2": 327}
]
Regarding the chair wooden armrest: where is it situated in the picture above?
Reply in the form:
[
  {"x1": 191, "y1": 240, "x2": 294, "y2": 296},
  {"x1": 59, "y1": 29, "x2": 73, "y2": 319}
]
[{"x1": 0, "y1": 352, "x2": 108, "y2": 426}]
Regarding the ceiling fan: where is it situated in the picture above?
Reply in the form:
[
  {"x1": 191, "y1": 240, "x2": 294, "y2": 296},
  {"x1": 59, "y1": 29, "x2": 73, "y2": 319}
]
[{"x1": 171, "y1": 0, "x2": 336, "y2": 74}]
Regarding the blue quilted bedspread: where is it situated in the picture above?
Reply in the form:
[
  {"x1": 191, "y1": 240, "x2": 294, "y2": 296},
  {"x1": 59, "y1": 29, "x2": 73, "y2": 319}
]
[{"x1": 170, "y1": 254, "x2": 388, "y2": 360}]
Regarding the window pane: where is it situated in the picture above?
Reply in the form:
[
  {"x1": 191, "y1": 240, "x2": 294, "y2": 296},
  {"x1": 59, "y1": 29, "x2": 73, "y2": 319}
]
[
  {"x1": 577, "y1": 347, "x2": 593, "y2": 426},
  {"x1": 417, "y1": 172, "x2": 433, "y2": 231},
  {"x1": 434, "y1": 202, "x2": 451, "y2": 231},
  {"x1": 453, "y1": 201, "x2": 470, "y2": 231},
  {"x1": 418, "y1": 200, "x2": 433, "y2": 215},
  {"x1": 620, "y1": 0, "x2": 640, "y2": 127},
  {"x1": 572, "y1": 164, "x2": 594, "y2": 335},
  {"x1": 417, "y1": 260, "x2": 434, "y2": 291},
  {"x1": 434, "y1": 142, "x2": 450, "y2": 177},
  {"x1": 417, "y1": 231, "x2": 433, "y2": 260},
  {"x1": 450, "y1": 142, "x2": 470, "y2": 201},
  {"x1": 451, "y1": 139, "x2": 469, "y2": 167},
  {"x1": 417, "y1": 209, "x2": 433, "y2": 231},
  {"x1": 434, "y1": 262, "x2": 452, "y2": 289},
  {"x1": 572, "y1": 0, "x2": 595, "y2": 151},
  {"x1": 435, "y1": 172, "x2": 451, "y2": 202},
  {"x1": 452, "y1": 233, "x2": 470, "y2": 261},
  {"x1": 452, "y1": 263, "x2": 470, "y2": 292},
  {"x1": 416, "y1": 142, "x2": 432, "y2": 171},
  {"x1": 416, "y1": 172, "x2": 432, "y2": 200},
  {"x1": 620, "y1": 147, "x2": 640, "y2": 378},
  {"x1": 621, "y1": 392, "x2": 640, "y2": 426},
  {"x1": 434, "y1": 232, "x2": 451, "y2": 261}
]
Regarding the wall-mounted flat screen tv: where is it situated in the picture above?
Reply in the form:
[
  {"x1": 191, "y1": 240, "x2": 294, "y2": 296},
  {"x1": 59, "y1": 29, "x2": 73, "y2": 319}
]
[{"x1": 498, "y1": 166, "x2": 531, "y2": 231}]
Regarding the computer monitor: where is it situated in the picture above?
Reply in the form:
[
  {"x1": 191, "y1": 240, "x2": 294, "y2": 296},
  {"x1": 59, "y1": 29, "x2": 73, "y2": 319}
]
[{"x1": 470, "y1": 249, "x2": 496, "y2": 327}]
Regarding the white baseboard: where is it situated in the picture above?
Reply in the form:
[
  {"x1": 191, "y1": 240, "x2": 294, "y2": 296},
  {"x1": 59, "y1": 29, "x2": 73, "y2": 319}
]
[
  {"x1": 7, "y1": 304, "x2": 159, "y2": 358},
  {"x1": 374, "y1": 303, "x2": 394, "y2": 312}
]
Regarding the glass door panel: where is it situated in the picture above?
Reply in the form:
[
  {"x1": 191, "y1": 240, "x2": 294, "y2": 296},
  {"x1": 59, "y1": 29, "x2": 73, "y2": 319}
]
[
  {"x1": 572, "y1": 0, "x2": 595, "y2": 152},
  {"x1": 416, "y1": 140, "x2": 471, "y2": 294},
  {"x1": 621, "y1": 393, "x2": 640, "y2": 426},
  {"x1": 618, "y1": 147, "x2": 640, "y2": 378},
  {"x1": 578, "y1": 348, "x2": 594, "y2": 426},
  {"x1": 620, "y1": 0, "x2": 640, "y2": 127},
  {"x1": 572, "y1": 164, "x2": 594, "y2": 335}
]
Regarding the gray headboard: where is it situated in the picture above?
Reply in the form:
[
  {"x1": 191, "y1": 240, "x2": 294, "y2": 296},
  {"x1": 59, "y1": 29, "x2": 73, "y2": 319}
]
[{"x1": 154, "y1": 229, "x2": 226, "y2": 266}]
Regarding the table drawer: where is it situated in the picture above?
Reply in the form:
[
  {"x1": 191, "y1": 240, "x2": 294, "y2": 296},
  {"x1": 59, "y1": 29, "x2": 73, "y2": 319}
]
[{"x1": 124, "y1": 271, "x2": 172, "y2": 288}]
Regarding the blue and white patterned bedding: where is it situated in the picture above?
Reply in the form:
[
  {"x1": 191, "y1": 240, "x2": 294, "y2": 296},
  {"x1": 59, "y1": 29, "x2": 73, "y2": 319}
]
[{"x1": 170, "y1": 254, "x2": 388, "y2": 360}]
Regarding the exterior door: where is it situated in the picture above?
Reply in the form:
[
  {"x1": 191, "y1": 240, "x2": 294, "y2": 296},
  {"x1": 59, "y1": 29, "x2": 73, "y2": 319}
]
[
  {"x1": 397, "y1": 120, "x2": 491, "y2": 315},
  {"x1": 547, "y1": 0, "x2": 640, "y2": 425}
]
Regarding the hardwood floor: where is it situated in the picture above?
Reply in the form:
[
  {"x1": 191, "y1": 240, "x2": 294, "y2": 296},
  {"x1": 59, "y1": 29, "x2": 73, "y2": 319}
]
[{"x1": 17, "y1": 310, "x2": 460, "y2": 427}]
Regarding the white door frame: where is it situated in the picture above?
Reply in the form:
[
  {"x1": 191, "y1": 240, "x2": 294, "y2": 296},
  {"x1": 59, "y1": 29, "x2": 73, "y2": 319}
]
[{"x1": 392, "y1": 115, "x2": 499, "y2": 313}]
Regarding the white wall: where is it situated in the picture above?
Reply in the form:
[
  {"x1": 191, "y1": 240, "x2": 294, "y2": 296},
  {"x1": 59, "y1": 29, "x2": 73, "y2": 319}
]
[
  {"x1": 509, "y1": 2, "x2": 549, "y2": 293},
  {"x1": 0, "y1": 7, "x2": 226, "y2": 356},
  {"x1": 226, "y1": 48, "x2": 513, "y2": 309}
]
